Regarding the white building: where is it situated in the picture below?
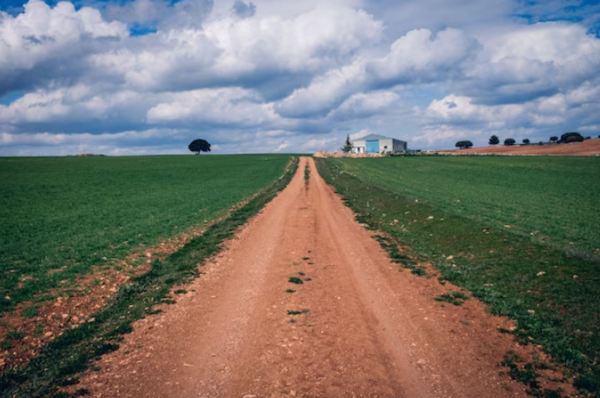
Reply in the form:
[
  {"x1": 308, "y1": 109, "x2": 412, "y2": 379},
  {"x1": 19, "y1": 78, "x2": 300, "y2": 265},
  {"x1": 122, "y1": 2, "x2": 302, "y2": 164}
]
[{"x1": 352, "y1": 134, "x2": 407, "y2": 154}]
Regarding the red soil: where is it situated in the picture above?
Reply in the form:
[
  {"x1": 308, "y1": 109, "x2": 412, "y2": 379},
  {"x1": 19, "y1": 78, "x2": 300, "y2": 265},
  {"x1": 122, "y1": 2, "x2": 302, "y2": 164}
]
[{"x1": 438, "y1": 138, "x2": 600, "y2": 156}]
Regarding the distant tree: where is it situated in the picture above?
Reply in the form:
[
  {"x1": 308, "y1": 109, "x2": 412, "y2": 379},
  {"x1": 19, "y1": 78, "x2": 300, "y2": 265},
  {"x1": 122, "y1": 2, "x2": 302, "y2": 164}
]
[
  {"x1": 550, "y1": 136, "x2": 558, "y2": 143},
  {"x1": 489, "y1": 135, "x2": 500, "y2": 146},
  {"x1": 522, "y1": 138, "x2": 530, "y2": 145},
  {"x1": 188, "y1": 139, "x2": 211, "y2": 154},
  {"x1": 560, "y1": 132, "x2": 584, "y2": 143},
  {"x1": 585, "y1": 136, "x2": 591, "y2": 140},
  {"x1": 456, "y1": 140, "x2": 473, "y2": 149},
  {"x1": 504, "y1": 138, "x2": 516, "y2": 146},
  {"x1": 341, "y1": 134, "x2": 354, "y2": 153}
]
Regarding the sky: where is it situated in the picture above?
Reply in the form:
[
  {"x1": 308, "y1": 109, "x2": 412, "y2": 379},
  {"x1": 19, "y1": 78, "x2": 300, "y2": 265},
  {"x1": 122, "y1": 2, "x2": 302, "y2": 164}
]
[{"x1": 1, "y1": 0, "x2": 600, "y2": 155}]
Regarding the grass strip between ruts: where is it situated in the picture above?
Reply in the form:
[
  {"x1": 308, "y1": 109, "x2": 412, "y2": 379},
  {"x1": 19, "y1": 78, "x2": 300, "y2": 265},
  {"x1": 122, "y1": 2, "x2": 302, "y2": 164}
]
[
  {"x1": 0, "y1": 157, "x2": 299, "y2": 398},
  {"x1": 315, "y1": 158, "x2": 600, "y2": 398}
]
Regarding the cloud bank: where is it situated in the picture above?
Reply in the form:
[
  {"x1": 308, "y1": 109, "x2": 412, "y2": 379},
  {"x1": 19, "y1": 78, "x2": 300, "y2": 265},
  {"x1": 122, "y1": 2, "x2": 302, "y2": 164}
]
[{"x1": 1, "y1": 0, "x2": 599, "y2": 155}]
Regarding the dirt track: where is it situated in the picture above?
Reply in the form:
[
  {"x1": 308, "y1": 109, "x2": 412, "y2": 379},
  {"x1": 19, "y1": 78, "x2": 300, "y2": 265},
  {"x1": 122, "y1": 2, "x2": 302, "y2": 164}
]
[{"x1": 77, "y1": 157, "x2": 531, "y2": 397}]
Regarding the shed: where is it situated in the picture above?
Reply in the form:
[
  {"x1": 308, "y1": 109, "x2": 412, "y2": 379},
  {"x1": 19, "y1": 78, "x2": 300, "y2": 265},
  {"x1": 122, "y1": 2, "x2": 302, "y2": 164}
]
[{"x1": 351, "y1": 134, "x2": 407, "y2": 154}]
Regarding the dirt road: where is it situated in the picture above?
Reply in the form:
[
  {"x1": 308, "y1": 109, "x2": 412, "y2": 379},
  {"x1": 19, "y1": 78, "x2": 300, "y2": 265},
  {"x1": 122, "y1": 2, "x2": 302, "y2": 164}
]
[{"x1": 77, "y1": 157, "x2": 529, "y2": 397}]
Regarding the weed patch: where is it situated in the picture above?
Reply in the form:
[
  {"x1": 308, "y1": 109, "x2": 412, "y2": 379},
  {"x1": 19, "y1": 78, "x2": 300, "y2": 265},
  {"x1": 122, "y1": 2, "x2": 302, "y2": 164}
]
[
  {"x1": 434, "y1": 291, "x2": 470, "y2": 306},
  {"x1": 288, "y1": 277, "x2": 303, "y2": 285},
  {"x1": 287, "y1": 309, "x2": 309, "y2": 316}
]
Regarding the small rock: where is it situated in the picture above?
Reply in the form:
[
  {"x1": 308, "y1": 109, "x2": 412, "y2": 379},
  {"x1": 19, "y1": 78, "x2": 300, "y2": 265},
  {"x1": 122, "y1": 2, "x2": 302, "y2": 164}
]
[
  {"x1": 71, "y1": 316, "x2": 79, "y2": 323},
  {"x1": 446, "y1": 255, "x2": 453, "y2": 261},
  {"x1": 243, "y1": 395, "x2": 257, "y2": 398},
  {"x1": 44, "y1": 332, "x2": 53, "y2": 338},
  {"x1": 417, "y1": 359, "x2": 426, "y2": 367},
  {"x1": 536, "y1": 271, "x2": 546, "y2": 277},
  {"x1": 289, "y1": 391, "x2": 297, "y2": 397},
  {"x1": 573, "y1": 275, "x2": 579, "y2": 279},
  {"x1": 527, "y1": 310, "x2": 535, "y2": 315},
  {"x1": 427, "y1": 216, "x2": 434, "y2": 220}
]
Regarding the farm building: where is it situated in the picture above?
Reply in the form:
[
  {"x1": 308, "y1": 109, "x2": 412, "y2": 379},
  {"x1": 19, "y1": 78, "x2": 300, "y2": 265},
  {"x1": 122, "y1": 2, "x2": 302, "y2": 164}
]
[{"x1": 352, "y1": 134, "x2": 407, "y2": 154}]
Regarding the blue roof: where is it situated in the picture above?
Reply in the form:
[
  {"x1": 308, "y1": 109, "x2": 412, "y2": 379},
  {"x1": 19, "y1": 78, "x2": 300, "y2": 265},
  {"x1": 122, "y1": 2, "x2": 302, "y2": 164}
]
[{"x1": 355, "y1": 134, "x2": 405, "y2": 142}]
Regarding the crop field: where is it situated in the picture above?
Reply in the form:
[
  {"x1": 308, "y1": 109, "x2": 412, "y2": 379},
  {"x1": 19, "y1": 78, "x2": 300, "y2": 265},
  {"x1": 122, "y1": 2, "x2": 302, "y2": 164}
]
[
  {"x1": 0, "y1": 154, "x2": 292, "y2": 314},
  {"x1": 316, "y1": 156, "x2": 600, "y2": 396},
  {"x1": 0, "y1": 154, "x2": 298, "y2": 396},
  {"x1": 327, "y1": 156, "x2": 600, "y2": 257}
]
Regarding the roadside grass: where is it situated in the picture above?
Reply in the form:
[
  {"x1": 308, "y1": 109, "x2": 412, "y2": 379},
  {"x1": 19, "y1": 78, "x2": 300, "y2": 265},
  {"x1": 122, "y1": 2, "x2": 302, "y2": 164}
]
[
  {"x1": 315, "y1": 157, "x2": 600, "y2": 397},
  {"x1": 434, "y1": 291, "x2": 470, "y2": 306},
  {"x1": 0, "y1": 157, "x2": 298, "y2": 398},
  {"x1": 0, "y1": 154, "x2": 292, "y2": 314},
  {"x1": 326, "y1": 156, "x2": 600, "y2": 258}
]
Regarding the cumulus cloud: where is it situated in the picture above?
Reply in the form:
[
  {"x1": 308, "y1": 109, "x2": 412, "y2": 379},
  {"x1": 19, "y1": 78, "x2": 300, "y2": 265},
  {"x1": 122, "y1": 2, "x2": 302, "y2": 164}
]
[
  {"x1": 368, "y1": 28, "x2": 480, "y2": 86},
  {"x1": 147, "y1": 88, "x2": 278, "y2": 127},
  {"x1": 0, "y1": 0, "x2": 128, "y2": 96},
  {"x1": 461, "y1": 22, "x2": 600, "y2": 105},
  {"x1": 0, "y1": 0, "x2": 600, "y2": 155}
]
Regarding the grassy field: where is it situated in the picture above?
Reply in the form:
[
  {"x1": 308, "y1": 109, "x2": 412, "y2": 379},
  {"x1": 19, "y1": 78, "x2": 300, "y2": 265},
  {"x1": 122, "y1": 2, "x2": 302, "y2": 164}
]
[
  {"x1": 316, "y1": 156, "x2": 600, "y2": 397},
  {"x1": 328, "y1": 156, "x2": 600, "y2": 257},
  {"x1": 0, "y1": 154, "x2": 292, "y2": 313},
  {"x1": 0, "y1": 155, "x2": 298, "y2": 397}
]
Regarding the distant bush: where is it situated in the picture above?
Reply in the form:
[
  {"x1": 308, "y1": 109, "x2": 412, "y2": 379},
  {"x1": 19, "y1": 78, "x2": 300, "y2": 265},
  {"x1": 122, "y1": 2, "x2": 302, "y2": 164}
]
[
  {"x1": 550, "y1": 136, "x2": 558, "y2": 143},
  {"x1": 489, "y1": 135, "x2": 500, "y2": 145},
  {"x1": 585, "y1": 136, "x2": 591, "y2": 140},
  {"x1": 504, "y1": 138, "x2": 516, "y2": 146},
  {"x1": 560, "y1": 132, "x2": 583, "y2": 143},
  {"x1": 456, "y1": 140, "x2": 473, "y2": 149},
  {"x1": 523, "y1": 138, "x2": 530, "y2": 145}
]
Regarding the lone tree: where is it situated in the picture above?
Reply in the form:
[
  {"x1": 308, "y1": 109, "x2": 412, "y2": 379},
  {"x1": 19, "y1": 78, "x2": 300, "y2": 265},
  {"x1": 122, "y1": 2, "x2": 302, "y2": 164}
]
[
  {"x1": 455, "y1": 140, "x2": 473, "y2": 149},
  {"x1": 550, "y1": 136, "x2": 558, "y2": 143},
  {"x1": 504, "y1": 138, "x2": 516, "y2": 146},
  {"x1": 560, "y1": 132, "x2": 584, "y2": 143},
  {"x1": 188, "y1": 139, "x2": 211, "y2": 154},
  {"x1": 523, "y1": 138, "x2": 530, "y2": 145},
  {"x1": 489, "y1": 135, "x2": 500, "y2": 146},
  {"x1": 341, "y1": 134, "x2": 354, "y2": 153}
]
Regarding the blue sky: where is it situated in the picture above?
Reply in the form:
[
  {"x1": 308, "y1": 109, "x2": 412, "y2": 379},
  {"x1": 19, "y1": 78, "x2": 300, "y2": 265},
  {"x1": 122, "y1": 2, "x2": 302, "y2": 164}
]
[{"x1": 1, "y1": 0, "x2": 599, "y2": 155}]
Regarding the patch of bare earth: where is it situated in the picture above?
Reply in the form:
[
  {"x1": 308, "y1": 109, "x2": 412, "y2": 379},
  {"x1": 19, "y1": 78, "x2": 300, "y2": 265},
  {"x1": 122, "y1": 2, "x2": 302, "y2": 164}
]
[
  {"x1": 436, "y1": 138, "x2": 600, "y2": 156},
  {"x1": 0, "y1": 225, "x2": 213, "y2": 371},
  {"x1": 61, "y1": 157, "x2": 574, "y2": 397}
]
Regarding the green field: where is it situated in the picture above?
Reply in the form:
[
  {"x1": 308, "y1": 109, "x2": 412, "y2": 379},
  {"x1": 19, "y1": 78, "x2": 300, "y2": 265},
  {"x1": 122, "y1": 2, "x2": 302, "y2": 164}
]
[
  {"x1": 328, "y1": 156, "x2": 600, "y2": 257},
  {"x1": 0, "y1": 155, "x2": 292, "y2": 313},
  {"x1": 316, "y1": 156, "x2": 600, "y2": 396}
]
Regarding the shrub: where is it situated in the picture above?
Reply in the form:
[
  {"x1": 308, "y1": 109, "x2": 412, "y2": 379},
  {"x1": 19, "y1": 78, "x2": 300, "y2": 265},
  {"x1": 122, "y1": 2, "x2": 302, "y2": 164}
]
[
  {"x1": 550, "y1": 136, "x2": 558, "y2": 143},
  {"x1": 489, "y1": 135, "x2": 500, "y2": 145},
  {"x1": 456, "y1": 140, "x2": 473, "y2": 149},
  {"x1": 504, "y1": 138, "x2": 516, "y2": 146},
  {"x1": 522, "y1": 138, "x2": 530, "y2": 145}
]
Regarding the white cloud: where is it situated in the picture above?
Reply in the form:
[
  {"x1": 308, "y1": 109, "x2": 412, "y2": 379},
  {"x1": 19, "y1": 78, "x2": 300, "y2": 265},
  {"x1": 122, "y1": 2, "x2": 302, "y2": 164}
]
[
  {"x1": 146, "y1": 88, "x2": 278, "y2": 126},
  {"x1": 1, "y1": 0, "x2": 600, "y2": 155},
  {"x1": 0, "y1": 0, "x2": 127, "y2": 95},
  {"x1": 368, "y1": 28, "x2": 479, "y2": 85}
]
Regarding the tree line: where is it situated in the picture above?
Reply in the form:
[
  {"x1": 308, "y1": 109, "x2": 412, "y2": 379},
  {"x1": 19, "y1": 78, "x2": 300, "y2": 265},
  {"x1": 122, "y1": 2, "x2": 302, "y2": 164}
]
[{"x1": 456, "y1": 132, "x2": 597, "y2": 149}]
